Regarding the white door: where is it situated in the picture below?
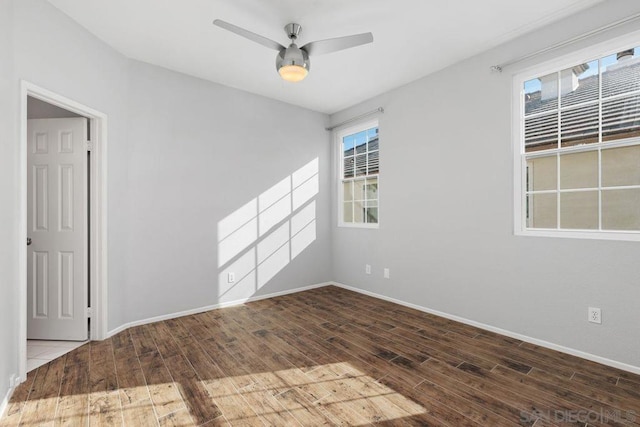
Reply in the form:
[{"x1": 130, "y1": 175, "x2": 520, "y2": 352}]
[{"x1": 27, "y1": 118, "x2": 88, "y2": 341}]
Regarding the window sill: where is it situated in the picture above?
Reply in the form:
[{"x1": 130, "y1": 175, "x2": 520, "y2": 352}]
[
  {"x1": 515, "y1": 228, "x2": 640, "y2": 242},
  {"x1": 338, "y1": 222, "x2": 379, "y2": 229}
]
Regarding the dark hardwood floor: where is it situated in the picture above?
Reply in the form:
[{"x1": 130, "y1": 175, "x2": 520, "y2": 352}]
[{"x1": 2, "y1": 285, "x2": 639, "y2": 426}]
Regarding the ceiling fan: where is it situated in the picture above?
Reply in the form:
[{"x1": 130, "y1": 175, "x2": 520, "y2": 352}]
[{"x1": 213, "y1": 19, "x2": 373, "y2": 83}]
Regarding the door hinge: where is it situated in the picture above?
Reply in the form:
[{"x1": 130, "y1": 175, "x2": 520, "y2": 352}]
[
  {"x1": 86, "y1": 307, "x2": 93, "y2": 318},
  {"x1": 86, "y1": 141, "x2": 93, "y2": 151}
]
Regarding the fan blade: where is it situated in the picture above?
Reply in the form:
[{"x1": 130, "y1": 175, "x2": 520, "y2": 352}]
[
  {"x1": 213, "y1": 19, "x2": 285, "y2": 51},
  {"x1": 301, "y1": 32, "x2": 373, "y2": 56}
]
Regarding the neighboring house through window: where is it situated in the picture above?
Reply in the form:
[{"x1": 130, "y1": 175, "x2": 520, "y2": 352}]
[
  {"x1": 338, "y1": 120, "x2": 379, "y2": 227},
  {"x1": 514, "y1": 37, "x2": 640, "y2": 240}
]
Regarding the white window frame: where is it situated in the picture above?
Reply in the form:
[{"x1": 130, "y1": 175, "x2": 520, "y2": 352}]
[
  {"x1": 513, "y1": 29, "x2": 640, "y2": 241},
  {"x1": 337, "y1": 119, "x2": 380, "y2": 229}
]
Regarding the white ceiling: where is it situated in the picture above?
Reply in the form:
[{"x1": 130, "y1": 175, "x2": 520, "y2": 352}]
[{"x1": 47, "y1": 0, "x2": 603, "y2": 114}]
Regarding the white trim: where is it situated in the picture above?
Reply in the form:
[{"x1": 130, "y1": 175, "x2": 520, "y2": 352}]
[
  {"x1": 512, "y1": 74, "x2": 525, "y2": 236},
  {"x1": 512, "y1": 29, "x2": 640, "y2": 241},
  {"x1": 337, "y1": 222, "x2": 379, "y2": 229},
  {"x1": 106, "y1": 282, "x2": 331, "y2": 338},
  {"x1": 18, "y1": 82, "x2": 109, "y2": 385},
  {"x1": 331, "y1": 282, "x2": 640, "y2": 375},
  {"x1": 516, "y1": 228, "x2": 640, "y2": 241}
]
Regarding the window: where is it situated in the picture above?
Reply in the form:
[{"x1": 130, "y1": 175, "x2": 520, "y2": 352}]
[
  {"x1": 515, "y1": 39, "x2": 640, "y2": 240},
  {"x1": 338, "y1": 120, "x2": 379, "y2": 227}
]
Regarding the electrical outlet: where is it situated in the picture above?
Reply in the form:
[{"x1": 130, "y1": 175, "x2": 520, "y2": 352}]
[
  {"x1": 365, "y1": 264, "x2": 372, "y2": 275},
  {"x1": 383, "y1": 268, "x2": 390, "y2": 279},
  {"x1": 227, "y1": 272, "x2": 235, "y2": 283},
  {"x1": 588, "y1": 307, "x2": 601, "y2": 324}
]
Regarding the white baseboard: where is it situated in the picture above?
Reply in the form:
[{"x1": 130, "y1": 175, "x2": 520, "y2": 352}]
[
  {"x1": 106, "y1": 282, "x2": 331, "y2": 338},
  {"x1": 331, "y1": 282, "x2": 640, "y2": 376}
]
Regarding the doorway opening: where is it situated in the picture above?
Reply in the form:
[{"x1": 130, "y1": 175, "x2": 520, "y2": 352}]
[{"x1": 18, "y1": 82, "x2": 108, "y2": 383}]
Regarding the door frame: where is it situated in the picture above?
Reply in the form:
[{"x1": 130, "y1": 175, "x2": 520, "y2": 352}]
[{"x1": 18, "y1": 81, "x2": 108, "y2": 382}]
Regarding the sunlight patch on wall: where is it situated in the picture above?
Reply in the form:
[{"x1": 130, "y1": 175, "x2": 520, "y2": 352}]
[
  {"x1": 217, "y1": 158, "x2": 319, "y2": 299},
  {"x1": 218, "y1": 199, "x2": 258, "y2": 268},
  {"x1": 291, "y1": 202, "x2": 316, "y2": 260},
  {"x1": 259, "y1": 177, "x2": 291, "y2": 237}
]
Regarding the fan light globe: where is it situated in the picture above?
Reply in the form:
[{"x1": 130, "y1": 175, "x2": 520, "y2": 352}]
[{"x1": 278, "y1": 64, "x2": 308, "y2": 82}]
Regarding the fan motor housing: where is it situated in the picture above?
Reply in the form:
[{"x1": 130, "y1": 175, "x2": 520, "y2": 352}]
[{"x1": 276, "y1": 44, "x2": 310, "y2": 73}]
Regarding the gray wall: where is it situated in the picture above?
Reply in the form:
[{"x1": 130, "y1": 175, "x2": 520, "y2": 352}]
[
  {"x1": 330, "y1": 0, "x2": 640, "y2": 368},
  {"x1": 0, "y1": 0, "x2": 331, "y2": 404},
  {"x1": 0, "y1": 0, "x2": 18, "y2": 406},
  {"x1": 121, "y1": 61, "x2": 331, "y2": 324}
]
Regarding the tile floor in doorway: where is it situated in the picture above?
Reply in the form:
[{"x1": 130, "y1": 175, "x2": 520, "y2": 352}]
[{"x1": 26, "y1": 340, "x2": 87, "y2": 372}]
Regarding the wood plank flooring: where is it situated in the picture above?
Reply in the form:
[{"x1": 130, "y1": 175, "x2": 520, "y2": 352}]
[{"x1": 2, "y1": 285, "x2": 639, "y2": 426}]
